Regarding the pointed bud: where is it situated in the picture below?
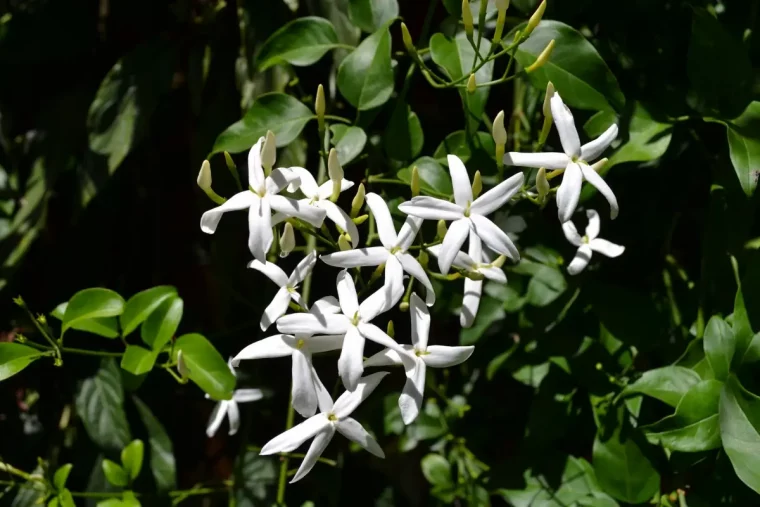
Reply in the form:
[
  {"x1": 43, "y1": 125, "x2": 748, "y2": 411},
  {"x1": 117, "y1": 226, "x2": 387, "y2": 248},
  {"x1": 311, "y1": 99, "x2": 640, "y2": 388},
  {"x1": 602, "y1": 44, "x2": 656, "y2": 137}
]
[
  {"x1": 401, "y1": 23, "x2": 420, "y2": 64},
  {"x1": 495, "y1": 0, "x2": 510, "y2": 11},
  {"x1": 315, "y1": 84, "x2": 326, "y2": 132},
  {"x1": 466, "y1": 74, "x2": 477, "y2": 94},
  {"x1": 399, "y1": 301, "x2": 410, "y2": 312},
  {"x1": 279, "y1": 223, "x2": 295, "y2": 258},
  {"x1": 536, "y1": 167, "x2": 550, "y2": 202},
  {"x1": 352, "y1": 214, "x2": 369, "y2": 225},
  {"x1": 524, "y1": 0, "x2": 546, "y2": 37},
  {"x1": 224, "y1": 152, "x2": 236, "y2": 171},
  {"x1": 590, "y1": 158, "x2": 608, "y2": 173},
  {"x1": 472, "y1": 171, "x2": 482, "y2": 198},
  {"x1": 492, "y1": 111, "x2": 507, "y2": 145},
  {"x1": 491, "y1": 255, "x2": 506, "y2": 268},
  {"x1": 350, "y1": 183, "x2": 365, "y2": 218},
  {"x1": 465, "y1": 270, "x2": 485, "y2": 281},
  {"x1": 543, "y1": 81, "x2": 555, "y2": 119},
  {"x1": 411, "y1": 166, "x2": 420, "y2": 197},
  {"x1": 462, "y1": 0, "x2": 474, "y2": 39},
  {"x1": 526, "y1": 39, "x2": 554, "y2": 74},
  {"x1": 493, "y1": 0, "x2": 509, "y2": 43},
  {"x1": 418, "y1": 249, "x2": 429, "y2": 268},
  {"x1": 261, "y1": 130, "x2": 277, "y2": 173},
  {"x1": 387, "y1": 320, "x2": 395, "y2": 338},
  {"x1": 437, "y1": 220, "x2": 448, "y2": 240},
  {"x1": 197, "y1": 160, "x2": 212, "y2": 191},
  {"x1": 338, "y1": 235, "x2": 351, "y2": 251},
  {"x1": 328, "y1": 149, "x2": 343, "y2": 202}
]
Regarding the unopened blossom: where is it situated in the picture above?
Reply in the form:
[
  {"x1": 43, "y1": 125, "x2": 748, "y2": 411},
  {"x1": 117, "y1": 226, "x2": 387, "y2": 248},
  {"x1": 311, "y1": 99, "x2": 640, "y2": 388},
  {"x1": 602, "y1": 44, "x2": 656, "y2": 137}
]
[
  {"x1": 260, "y1": 372, "x2": 388, "y2": 483},
  {"x1": 562, "y1": 209, "x2": 625, "y2": 275},
  {"x1": 398, "y1": 155, "x2": 524, "y2": 274},
  {"x1": 200, "y1": 136, "x2": 326, "y2": 262},
  {"x1": 248, "y1": 251, "x2": 318, "y2": 330},
  {"x1": 428, "y1": 234, "x2": 507, "y2": 327},
  {"x1": 503, "y1": 92, "x2": 619, "y2": 223},
  {"x1": 206, "y1": 359, "x2": 264, "y2": 437},
  {"x1": 232, "y1": 297, "x2": 344, "y2": 418},
  {"x1": 365, "y1": 294, "x2": 474, "y2": 424},
  {"x1": 320, "y1": 193, "x2": 435, "y2": 306},
  {"x1": 277, "y1": 270, "x2": 413, "y2": 391}
]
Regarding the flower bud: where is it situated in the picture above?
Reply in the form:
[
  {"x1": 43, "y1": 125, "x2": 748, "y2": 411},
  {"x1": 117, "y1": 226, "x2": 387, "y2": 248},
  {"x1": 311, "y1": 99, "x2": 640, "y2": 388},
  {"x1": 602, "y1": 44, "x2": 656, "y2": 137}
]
[
  {"x1": 466, "y1": 74, "x2": 477, "y2": 94},
  {"x1": 472, "y1": 171, "x2": 482, "y2": 198},
  {"x1": 437, "y1": 220, "x2": 448, "y2": 240},
  {"x1": 536, "y1": 167, "x2": 550, "y2": 202},
  {"x1": 197, "y1": 160, "x2": 212, "y2": 191},
  {"x1": 590, "y1": 158, "x2": 608, "y2": 173},
  {"x1": 352, "y1": 214, "x2": 369, "y2": 225},
  {"x1": 401, "y1": 23, "x2": 420, "y2": 64},
  {"x1": 279, "y1": 222, "x2": 295, "y2": 258},
  {"x1": 493, "y1": 0, "x2": 509, "y2": 43},
  {"x1": 261, "y1": 130, "x2": 277, "y2": 174},
  {"x1": 411, "y1": 166, "x2": 420, "y2": 197},
  {"x1": 328, "y1": 148, "x2": 343, "y2": 202},
  {"x1": 524, "y1": 0, "x2": 546, "y2": 37},
  {"x1": 315, "y1": 84, "x2": 326, "y2": 131},
  {"x1": 491, "y1": 255, "x2": 507, "y2": 268},
  {"x1": 492, "y1": 110, "x2": 507, "y2": 145},
  {"x1": 462, "y1": 0, "x2": 474, "y2": 40},
  {"x1": 399, "y1": 301, "x2": 409, "y2": 312},
  {"x1": 465, "y1": 270, "x2": 485, "y2": 281},
  {"x1": 495, "y1": 0, "x2": 510, "y2": 10},
  {"x1": 543, "y1": 81, "x2": 555, "y2": 119},
  {"x1": 526, "y1": 39, "x2": 554, "y2": 74},
  {"x1": 338, "y1": 234, "x2": 351, "y2": 251},
  {"x1": 387, "y1": 320, "x2": 395, "y2": 338},
  {"x1": 350, "y1": 183, "x2": 365, "y2": 218},
  {"x1": 418, "y1": 249, "x2": 429, "y2": 268}
]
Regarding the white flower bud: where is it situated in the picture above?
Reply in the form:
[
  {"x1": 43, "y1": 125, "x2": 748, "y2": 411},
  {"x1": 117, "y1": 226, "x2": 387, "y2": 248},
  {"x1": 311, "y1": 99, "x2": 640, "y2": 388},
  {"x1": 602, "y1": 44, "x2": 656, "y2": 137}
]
[
  {"x1": 328, "y1": 148, "x2": 343, "y2": 182},
  {"x1": 279, "y1": 223, "x2": 295, "y2": 258},
  {"x1": 493, "y1": 111, "x2": 507, "y2": 145},
  {"x1": 197, "y1": 160, "x2": 212, "y2": 191},
  {"x1": 261, "y1": 130, "x2": 277, "y2": 172}
]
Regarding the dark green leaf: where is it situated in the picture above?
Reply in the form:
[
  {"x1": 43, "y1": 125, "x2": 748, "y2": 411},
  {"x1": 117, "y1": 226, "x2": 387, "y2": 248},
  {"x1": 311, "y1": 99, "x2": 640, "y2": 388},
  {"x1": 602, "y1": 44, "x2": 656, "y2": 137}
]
[
  {"x1": 421, "y1": 454, "x2": 453, "y2": 488},
  {"x1": 102, "y1": 459, "x2": 128, "y2": 487},
  {"x1": 63, "y1": 288, "x2": 125, "y2": 333},
  {"x1": 385, "y1": 104, "x2": 424, "y2": 161},
  {"x1": 121, "y1": 440, "x2": 144, "y2": 481},
  {"x1": 53, "y1": 464, "x2": 73, "y2": 491},
  {"x1": 75, "y1": 359, "x2": 131, "y2": 451},
  {"x1": 337, "y1": 23, "x2": 393, "y2": 110},
  {"x1": 623, "y1": 366, "x2": 701, "y2": 407},
  {"x1": 133, "y1": 397, "x2": 176, "y2": 492},
  {"x1": 234, "y1": 449, "x2": 277, "y2": 504},
  {"x1": 460, "y1": 296, "x2": 505, "y2": 345},
  {"x1": 52, "y1": 303, "x2": 119, "y2": 338},
  {"x1": 511, "y1": 259, "x2": 567, "y2": 307},
  {"x1": 592, "y1": 429, "x2": 660, "y2": 504},
  {"x1": 120, "y1": 286, "x2": 177, "y2": 337},
  {"x1": 330, "y1": 125, "x2": 367, "y2": 165},
  {"x1": 725, "y1": 102, "x2": 760, "y2": 197},
  {"x1": 432, "y1": 131, "x2": 495, "y2": 164},
  {"x1": 348, "y1": 0, "x2": 398, "y2": 33},
  {"x1": 720, "y1": 375, "x2": 760, "y2": 494},
  {"x1": 704, "y1": 316, "x2": 734, "y2": 381},
  {"x1": 141, "y1": 295, "x2": 183, "y2": 350},
  {"x1": 255, "y1": 17, "x2": 339, "y2": 71},
  {"x1": 174, "y1": 333, "x2": 235, "y2": 400},
  {"x1": 397, "y1": 157, "x2": 453, "y2": 196},
  {"x1": 733, "y1": 284, "x2": 756, "y2": 368},
  {"x1": 675, "y1": 338, "x2": 714, "y2": 380},
  {"x1": 606, "y1": 104, "x2": 672, "y2": 168},
  {"x1": 0, "y1": 343, "x2": 45, "y2": 381},
  {"x1": 120, "y1": 346, "x2": 157, "y2": 376}
]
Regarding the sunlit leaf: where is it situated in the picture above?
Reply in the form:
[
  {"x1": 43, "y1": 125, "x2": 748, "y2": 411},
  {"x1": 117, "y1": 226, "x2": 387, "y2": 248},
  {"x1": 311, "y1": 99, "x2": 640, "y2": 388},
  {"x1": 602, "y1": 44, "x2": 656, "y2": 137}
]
[
  {"x1": 337, "y1": 22, "x2": 394, "y2": 110},
  {"x1": 174, "y1": 333, "x2": 235, "y2": 400},
  {"x1": 0, "y1": 342, "x2": 45, "y2": 381},
  {"x1": 255, "y1": 17, "x2": 340, "y2": 71}
]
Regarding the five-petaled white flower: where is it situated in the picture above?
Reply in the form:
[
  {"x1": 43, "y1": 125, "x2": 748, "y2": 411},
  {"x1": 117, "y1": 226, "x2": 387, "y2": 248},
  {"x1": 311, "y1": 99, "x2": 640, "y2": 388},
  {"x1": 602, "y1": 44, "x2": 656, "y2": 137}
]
[
  {"x1": 273, "y1": 167, "x2": 360, "y2": 248},
  {"x1": 277, "y1": 270, "x2": 412, "y2": 391},
  {"x1": 249, "y1": 251, "x2": 318, "y2": 330},
  {"x1": 365, "y1": 294, "x2": 474, "y2": 424},
  {"x1": 199, "y1": 136, "x2": 327, "y2": 262},
  {"x1": 232, "y1": 296, "x2": 344, "y2": 418},
  {"x1": 562, "y1": 209, "x2": 624, "y2": 275},
  {"x1": 398, "y1": 155, "x2": 524, "y2": 275},
  {"x1": 428, "y1": 234, "x2": 507, "y2": 328},
  {"x1": 260, "y1": 371, "x2": 388, "y2": 483},
  {"x1": 503, "y1": 92, "x2": 619, "y2": 223},
  {"x1": 206, "y1": 359, "x2": 264, "y2": 437},
  {"x1": 320, "y1": 193, "x2": 434, "y2": 306}
]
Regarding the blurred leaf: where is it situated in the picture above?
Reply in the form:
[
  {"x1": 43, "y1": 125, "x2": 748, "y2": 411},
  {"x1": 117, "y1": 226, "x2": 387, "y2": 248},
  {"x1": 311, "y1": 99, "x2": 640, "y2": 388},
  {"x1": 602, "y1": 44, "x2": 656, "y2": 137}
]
[
  {"x1": 433, "y1": 131, "x2": 495, "y2": 164},
  {"x1": 57, "y1": 490, "x2": 75, "y2": 507},
  {"x1": 212, "y1": 93, "x2": 314, "y2": 155},
  {"x1": 513, "y1": 362, "x2": 551, "y2": 388},
  {"x1": 120, "y1": 346, "x2": 157, "y2": 376},
  {"x1": 53, "y1": 464, "x2": 73, "y2": 491},
  {"x1": 460, "y1": 295, "x2": 505, "y2": 345},
  {"x1": 513, "y1": 21, "x2": 625, "y2": 111},
  {"x1": 512, "y1": 259, "x2": 567, "y2": 307},
  {"x1": 622, "y1": 366, "x2": 700, "y2": 407},
  {"x1": 140, "y1": 295, "x2": 183, "y2": 350},
  {"x1": 720, "y1": 375, "x2": 760, "y2": 494},
  {"x1": 174, "y1": 333, "x2": 235, "y2": 400},
  {"x1": 337, "y1": 22, "x2": 393, "y2": 110},
  {"x1": 383, "y1": 393, "x2": 404, "y2": 435},
  {"x1": 348, "y1": 0, "x2": 398, "y2": 33},
  {"x1": 102, "y1": 460, "x2": 128, "y2": 487},
  {"x1": 592, "y1": 429, "x2": 660, "y2": 503},
  {"x1": 133, "y1": 397, "x2": 176, "y2": 492},
  {"x1": 234, "y1": 449, "x2": 277, "y2": 505},
  {"x1": 704, "y1": 316, "x2": 734, "y2": 381},
  {"x1": 725, "y1": 102, "x2": 760, "y2": 197},
  {"x1": 605, "y1": 103, "x2": 672, "y2": 169},
  {"x1": 11, "y1": 465, "x2": 46, "y2": 507},
  {"x1": 256, "y1": 17, "x2": 340, "y2": 71},
  {"x1": 330, "y1": 125, "x2": 367, "y2": 165},
  {"x1": 397, "y1": 157, "x2": 453, "y2": 195},
  {"x1": 75, "y1": 359, "x2": 131, "y2": 451},
  {"x1": 121, "y1": 440, "x2": 144, "y2": 481},
  {"x1": 733, "y1": 283, "x2": 756, "y2": 367},
  {"x1": 119, "y1": 286, "x2": 177, "y2": 338},
  {"x1": 52, "y1": 303, "x2": 119, "y2": 339},
  {"x1": 0, "y1": 342, "x2": 45, "y2": 381},
  {"x1": 385, "y1": 104, "x2": 423, "y2": 161},
  {"x1": 421, "y1": 454, "x2": 453, "y2": 488},
  {"x1": 63, "y1": 288, "x2": 125, "y2": 333}
]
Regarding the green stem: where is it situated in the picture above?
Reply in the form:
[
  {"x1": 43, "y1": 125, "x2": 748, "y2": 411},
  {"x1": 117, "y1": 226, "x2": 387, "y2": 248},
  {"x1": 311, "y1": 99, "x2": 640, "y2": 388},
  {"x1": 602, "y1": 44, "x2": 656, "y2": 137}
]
[
  {"x1": 60, "y1": 346, "x2": 124, "y2": 358},
  {"x1": 322, "y1": 114, "x2": 352, "y2": 124}
]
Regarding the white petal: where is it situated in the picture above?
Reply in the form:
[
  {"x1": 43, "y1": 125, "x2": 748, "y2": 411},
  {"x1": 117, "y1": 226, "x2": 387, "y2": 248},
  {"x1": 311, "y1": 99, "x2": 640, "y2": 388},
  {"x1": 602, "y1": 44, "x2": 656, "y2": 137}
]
[
  {"x1": 269, "y1": 195, "x2": 326, "y2": 227},
  {"x1": 580, "y1": 163, "x2": 619, "y2": 220},
  {"x1": 562, "y1": 220, "x2": 583, "y2": 246},
  {"x1": 380, "y1": 254, "x2": 405, "y2": 312},
  {"x1": 287, "y1": 167, "x2": 319, "y2": 198},
  {"x1": 399, "y1": 359, "x2": 426, "y2": 425},
  {"x1": 267, "y1": 168, "x2": 301, "y2": 195},
  {"x1": 335, "y1": 417, "x2": 384, "y2": 458},
  {"x1": 200, "y1": 191, "x2": 254, "y2": 234},
  {"x1": 550, "y1": 92, "x2": 581, "y2": 157},
  {"x1": 468, "y1": 230, "x2": 482, "y2": 262},
  {"x1": 589, "y1": 238, "x2": 625, "y2": 258},
  {"x1": 447, "y1": 155, "x2": 473, "y2": 208},
  {"x1": 427, "y1": 244, "x2": 476, "y2": 270},
  {"x1": 248, "y1": 195, "x2": 273, "y2": 263},
  {"x1": 277, "y1": 313, "x2": 350, "y2": 335},
  {"x1": 503, "y1": 151, "x2": 569, "y2": 169},
  {"x1": 247, "y1": 259, "x2": 288, "y2": 287},
  {"x1": 247, "y1": 137, "x2": 265, "y2": 191},
  {"x1": 556, "y1": 162, "x2": 582, "y2": 223},
  {"x1": 321, "y1": 247, "x2": 388, "y2": 268},
  {"x1": 470, "y1": 214, "x2": 520, "y2": 260},
  {"x1": 409, "y1": 293, "x2": 430, "y2": 350},
  {"x1": 398, "y1": 197, "x2": 464, "y2": 221},
  {"x1": 309, "y1": 296, "x2": 341, "y2": 316},
  {"x1": 396, "y1": 253, "x2": 435, "y2": 306},
  {"x1": 423, "y1": 345, "x2": 475, "y2": 368},
  {"x1": 364, "y1": 346, "x2": 410, "y2": 367},
  {"x1": 233, "y1": 389, "x2": 265, "y2": 403},
  {"x1": 480, "y1": 267, "x2": 507, "y2": 283},
  {"x1": 357, "y1": 324, "x2": 415, "y2": 373},
  {"x1": 260, "y1": 287, "x2": 291, "y2": 331},
  {"x1": 338, "y1": 326, "x2": 365, "y2": 391},
  {"x1": 226, "y1": 401, "x2": 240, "y2": 435},
  {"x1": 437, "y1": 218, "x2": 470, "y2": 274},
  {"x1": 470, "y1": 172, "x2": 524, "y2": 216},
  {"x1": 312, "y1": 364, "x2": 334, "y2": 413},
  {"x1": 260, "y1": 414, "x2": 331, "y2": 455},
  {"x1": 306, "y1": 335, "x2": 345, "y2": 354},
  {"x1": 460, "y1": 277, "x2": 482, "y2": 328},
  {"x1": 270, "y1": 212, "x2": 287, "y2": 227},
  {"x1": 317, "y1": 178, "x2": 355, "y2": 201},
  {"x1": 320, "y1": 200, "x2": 360, "y2": 248},
  {"x1": 568, "y1": 244, "x2": 593, "y2": 275},
  {"x1": 205, "y1": 401, "x2": 227, "y2": 438},
  {"x1": 290, "y1": 426, "x2": 335, "y2": 483},
  {"x1": 292, "y1": 349, "x2": 318, "y2": 417},
  {"x1": 288, "y1": 251, "x2": 318, "y2": 286},
  {"x1": 585, "y1": 209, "x2": 600, "y2": 239},
  {"x1": 332, "y1": 371, "x2": 390, "y2": 418},
  {"x1": 580, "y1": 124, "x2": 618, "y2": 162},
  {"x1": 336, "y1": 270, "x2": 359, "y2": 316},
  {"x1": 232, "y1": 335, "x2": 293, "y2": 364},
  {"x1": 396, "y1": 216, "x2": 423, "y2": 251},
  {"x1": 365, "y1": 192, "x2": 398, "y2": 249}
]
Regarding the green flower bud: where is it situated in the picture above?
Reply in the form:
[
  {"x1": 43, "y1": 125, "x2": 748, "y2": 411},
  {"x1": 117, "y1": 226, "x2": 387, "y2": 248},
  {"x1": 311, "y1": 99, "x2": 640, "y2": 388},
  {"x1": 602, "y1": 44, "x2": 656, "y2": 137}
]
[
  {"x1": 536, "y1": 167, "x2": 550, "y2": 202},
  {"x1": 466, "y1": 74, "x2": 477, "y2": 94},
  {"x1": 338, "y1": 235, "x2": 351, "y2": 251},
  {"x1": 350, "y1": 183, "x2": 365, "y2": 218},
  {"x1": 328, "y1": 148, "x2": 343, "y2": 202},
  {"x1": 437, "y1": 220, "x2": 448, "y2": 240},
  {"x1": 462, "y1": 0, "x2": 474, "y2": 39},
  {"x1": 543, "y1": 81, "x2": 555, "y2": 119},
  {"x1": 472, "y1": 170, "x2": 482, "y2": 198},
  {"x1": 411, "y1": 165, "x2": 420, "y2": 197},
  {"x1": 524, "y1": 0, "x2": 546, "y2": 37},
  {"x1": 387, "y1": 320, "x2": 395, "y2": 338},
  {"x1": 261, "y1": 130, "x2": 277, "y2": 174},
  {"x1": 526, "y1": 39, "x2": 554, "y2": 73},
  {"x1": 197, "y1": 160, "x2": 212, "y2": 191},
  {"x1": 352, "y1": 214, "x2": 369, "y2": 225},
  {"x1": 492, "y1": 110, "x2": 507, "y2": 145},
  {"x1": 315, "y1": 84, "x2": 326, "y2": 131}
]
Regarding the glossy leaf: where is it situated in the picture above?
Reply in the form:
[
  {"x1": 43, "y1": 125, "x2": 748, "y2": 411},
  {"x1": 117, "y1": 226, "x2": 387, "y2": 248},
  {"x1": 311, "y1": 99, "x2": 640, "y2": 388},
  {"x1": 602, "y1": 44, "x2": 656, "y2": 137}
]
[
  {"x1": 52, "y1": 302, "x2": 119, "y2": 338},
  {"x1": 255, "y1": 17, "x2": 340, "y2": 71},
  {"x1": 733, "y1": 283, "x2": 756, "y2": 367},
  {"x1": 121, "y1": 440, "x2": 144, "y2": 481},
  {"x1": 592, "y1": 429, "x2": 660, "y2": 504},
  {"x1": 211, "y1": 93, "x2": 314, "y2": 155},
  {"x1": 102, "y1": 459, "x2": 128, "y2": 487},
  {"x1": 725, "y1": 102, "x2": 760, "y2": 197},
  {"x1": 63, "y1": 288, "x2": 125, "y2": 333},
  {"x1": 133, "y1": 397, "x2": 176, "y2": 492},
  {"x1": 385, "y1": 104, "x2": 423, "y2": 162},
  {"x1": 720, "y1": 375, "x2": 760, "y2": 493},
  {"x1": 75, "y1": 359, "x2": 131, "y2": 451},
  {"x1": 330, "y1": 125, "x2": 367, "y2": 165},
  {"x1": 174, "y1": 333, "x2": 235, "y2": 400},
  {"x1": 120, "y1": 286, "x2": 177, "y2": 337},
  {"x1": 141, "y1": 295, "x2": 183, "y2": 350},
  {"x1": 120, "y1": 346, "x2": 157, "y2": 376},
  {"x1": 622, "y1": 366, "x2": 700, "y2": 407},
  {"x1": 675, "y1": 338, "x2": 715, "y2": 380},
  {"x1": 0, "y1": 343, "x2": 45, "y2": 381},
  {"x1": 53, "y1": 464, "x2": 73, "y2": 491},
  {"x1": 337, "y1": 23, "x2": 393, "y2": 110},
  {"x1": 348, "y1": 0, "x2": 398, "y2": 33},
  {"x1": 397, "y1": 157, "x2": 453, "y2": 195},
  {"x1": 605, "y1": 104, "x2": 672, "y2": 169},
  {"x1": 704, "y1": 316, "x2": 734, "y2": 381},
  {"x1": 433, "y1": 131, "x2": 495, "y2": 164}
]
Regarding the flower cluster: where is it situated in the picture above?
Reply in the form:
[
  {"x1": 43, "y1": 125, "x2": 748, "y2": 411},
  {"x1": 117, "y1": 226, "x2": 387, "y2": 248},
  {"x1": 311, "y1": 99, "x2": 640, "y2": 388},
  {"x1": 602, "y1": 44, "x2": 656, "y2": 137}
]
[{"x1": 198, "y1": 90, "x2": 624, "y2": 483}]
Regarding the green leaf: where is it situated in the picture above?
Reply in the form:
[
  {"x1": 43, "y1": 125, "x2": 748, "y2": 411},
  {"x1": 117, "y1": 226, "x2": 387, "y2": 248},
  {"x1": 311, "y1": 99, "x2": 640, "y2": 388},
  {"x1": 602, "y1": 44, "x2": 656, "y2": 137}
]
[
  {"x1": 725, "y1": 102, "x2": 760, "y2": 197},
  {"x1": 622, "y1": 366, "x2": 701, "y2": 407},
  {"x1": 421, "y1": 454, "x2": 453, "y2": 488},
  {"x1": 53, "y1": 464, "x2": 73, "y2": 491},
  {"x1": 720, "y1": 375, "x2": 760, "y2": 494},
  {"x1": 174, "y1": 333, "x2": 235, "y2": 400},
  {"x1": 513, "y1": 21, "x2": 625, "y2": 112},
  {"x1": 337, "y1": 23, "x2": 393, "y2": 110},
  {"x1": 102, "y1": 459, "x2": 128, "y2": 487},
  {"x1": 733, "y1": 283, "x2": 756, "y2": 367},
  {"x1": 511, "y1": 259, "x2": 568, "y2": 307},
  {"x1": 397, "y1": 157, "x2": 453, "y2": 195},
  {"x1": 330, "y1": 125, "x2": 367, "y2": 165},
  {"x1": 120, "y1": 491, "x2": 140, "y2": 507},
  {"x1": 120, "y1": 346, "x2": 157, "y2": 376},
  {"x1": 460, "y1": 296, "x2": 505, "y2": 345},
  {"x1": 211, "y1": 93, "x2": 314, "y2": 155},
  {"x1": 385, "y1": 104, "x2": 424, "y2": 161},
  {"x1": 433, "y1": 131, "x2": 495, "y2": 165},
  {"x1": 63, "y1": 288, "x2": 125, "y2": 333},
  {"x1": 0, "y1": 343, "x2": 45, "y2": 381},
  {"x1": 57, "y1": 490, "x2": 75, "y2": 507},
  {"x1": 120, "y1": 286, "x2": 177, "y2": 337},
  {"x1": 643, "y1": 379, "x2": 723, "y2": 452},
  {"x1": 429, "y1": 32, "x2": 494, "y2": 131},
  {"x1": 675, "y1": 338, "x2": 714, "y2": 380},
  {"x1": 234, "y1": 449, "x2": 278, "y2": 503},
  {"x1": 52, "y1": 303, "x2": 119, "y2": 338},
  {"x1": 75, "y1": 359, "x2": 131, "y2": 451},
  {"x1": 348, "y1": 0, "x2": 398, "y2": 33},
  {"x1": 592, "y1": 429, "x2": 660, "y2": 504},
  {"x1": 255, "y1": 17, "x2": 340, "y2": 71},
  {"x1": 133, "y1": 397, "x2": 176, "y2": 492},
  {"x1": 704, "y1": 316, "x2": 735, "y2": 381},
  {"x1": 140, "y1": 295, "x2": 183, "y2": 350},
  {"x1": 121, "y1": 440, "x2": 144, "y2": 481},
  {"x1": 11, "y1": 465, "x2": 47, "y2": 507}
]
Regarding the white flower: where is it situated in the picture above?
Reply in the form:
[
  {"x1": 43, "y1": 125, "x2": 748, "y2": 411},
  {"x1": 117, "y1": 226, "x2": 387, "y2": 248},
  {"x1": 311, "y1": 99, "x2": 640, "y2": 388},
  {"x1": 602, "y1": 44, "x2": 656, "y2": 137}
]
[
  {"x1": 260, "y1": 372, "x2": 388, "y2": 483},
  {"x1": 231, "y1": 297, "x2": 344, "y2": 418},
  {"x1": 428, "y1": 234, "x2": 507, "y2": 328},
  {"x1": 503, "y1": 92, "x2": 619, "y2": 223},
  {"x1": 398, "y1": 155, "x2": 524, "y2": 274},
  {"x1": 320, "y1": 193, "x2": 434, "y2": 306},
  {"x1": 277, "y1": 270, "x2": 413, "y2": 391},
  {"x1": 273, "y1": 167, "x2": 360, "y2": 248},
  {"x1": 562, "y1": 209, "x2": 625, "y2": 275},
  {"x1": 248, "y1": 251, "x2": 318, "y2": 330},
  {"x1": 199, "y1": 137, "x2": 327, "y2": 262},
  {"x1": 206, "y1": 360, "x2": 264, "y2": 437},
  {"x1": 364, "y1": 294, "x2": 474, "y2": 424}
]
